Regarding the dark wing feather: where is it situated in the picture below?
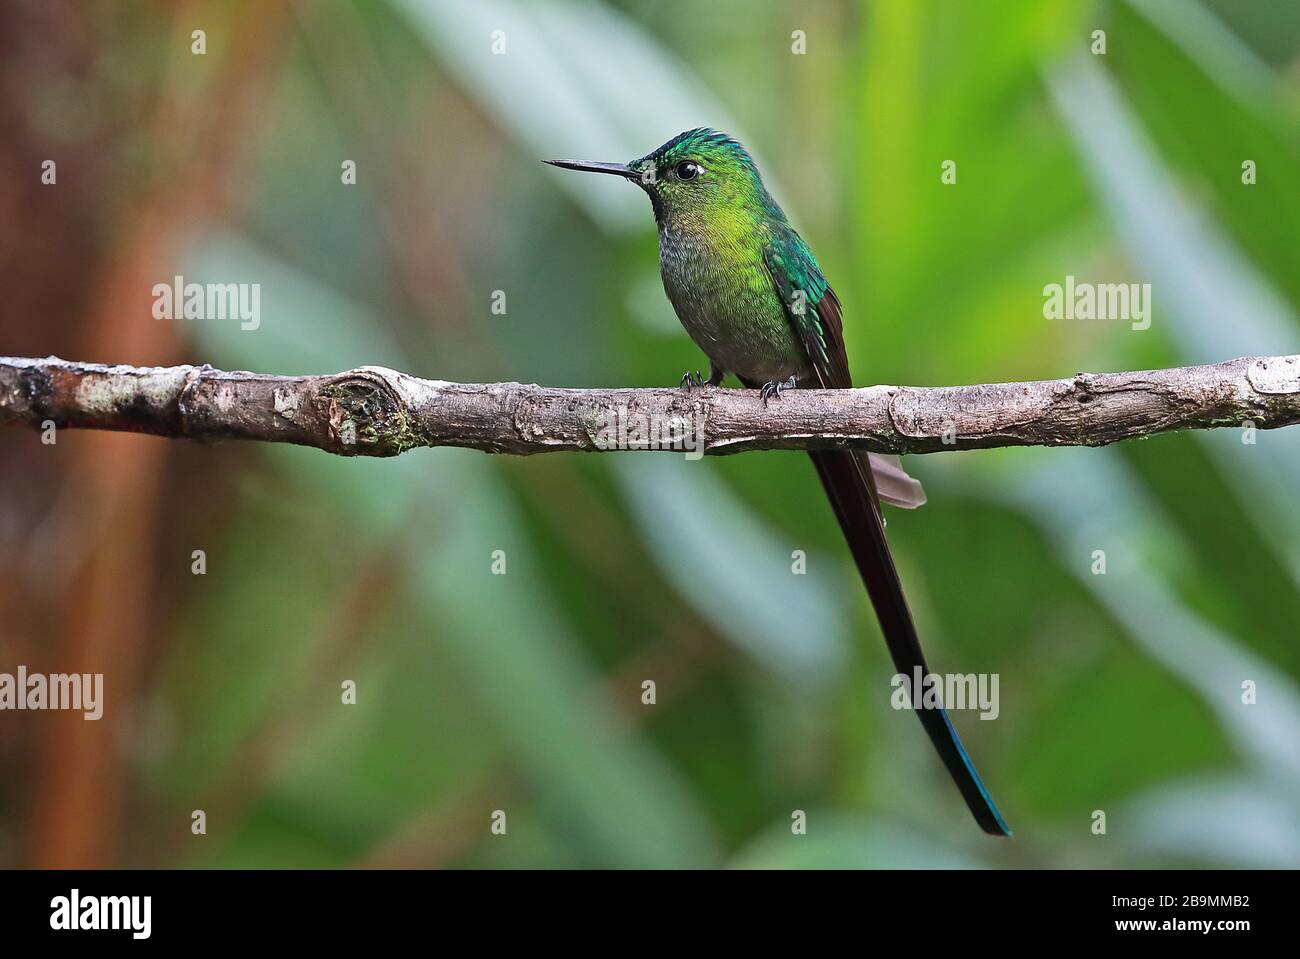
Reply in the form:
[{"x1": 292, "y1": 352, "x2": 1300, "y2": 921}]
[{"x1": 763, "y1": 238, "x2": 850, "y2": 389}]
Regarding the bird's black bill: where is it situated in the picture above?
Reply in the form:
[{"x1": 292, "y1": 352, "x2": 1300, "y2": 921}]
[{"x1": 543, "y1": 158, "x2": 638, "y2": 180}]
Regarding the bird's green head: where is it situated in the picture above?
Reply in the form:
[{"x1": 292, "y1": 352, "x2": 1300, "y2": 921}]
[{"x1": 546, "y1": 128, "x2": 783, "y2": 226}]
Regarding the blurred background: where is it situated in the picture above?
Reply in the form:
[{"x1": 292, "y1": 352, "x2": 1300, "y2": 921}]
[{"x1": 2, "y1": 0, "x2": 1299, "y2": 869}]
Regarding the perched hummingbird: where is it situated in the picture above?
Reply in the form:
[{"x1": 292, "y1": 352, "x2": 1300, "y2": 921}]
[{"x1": 546, "y1": 129, "x2": 1009, "y2": 836}]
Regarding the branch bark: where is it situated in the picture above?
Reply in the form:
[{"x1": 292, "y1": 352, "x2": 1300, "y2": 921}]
[{"x1": 3, "y1": 353, "x2": 1299, "y2": 457}]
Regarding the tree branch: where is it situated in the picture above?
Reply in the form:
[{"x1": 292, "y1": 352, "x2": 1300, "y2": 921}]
[{"x1": 3, "y1": 353, "x2": 1299, "y2": 457}]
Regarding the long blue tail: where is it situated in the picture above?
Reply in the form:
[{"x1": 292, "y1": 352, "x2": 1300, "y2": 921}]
[{"x1": 809, "y1": 449, "x2": 1011, "y2": 837}]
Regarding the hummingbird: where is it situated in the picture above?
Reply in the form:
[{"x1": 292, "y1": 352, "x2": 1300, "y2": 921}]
[{"x1": 546, "y1": 129, "x2": 1010, "y2": 837}]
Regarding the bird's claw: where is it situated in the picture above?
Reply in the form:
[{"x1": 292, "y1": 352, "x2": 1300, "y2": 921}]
[
  {"x1": 760, "y1": 375, "x2": 798, "y2": 407},
  {"x1": 681, "y1": 369, "x2": 705, "y2": 391}
]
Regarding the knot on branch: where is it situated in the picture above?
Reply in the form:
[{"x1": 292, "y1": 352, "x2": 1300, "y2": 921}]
[
  {"x1": 0, "y1": 360, "x2": 55, "y2": 427},
  {"x1": 316, "y1": 368, "x2": 417, "y2": 456},
  {"x1": 1247, "y1": 355, "x2": 1300, "y2": 396},
  {"x1": 175, "y1": 365, "x2": 215, "y2": 432}
]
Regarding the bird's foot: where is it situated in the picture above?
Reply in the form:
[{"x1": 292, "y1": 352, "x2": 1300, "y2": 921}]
[
  {"x1": 682, "y1": 364, "x2": 726, "y2": 391},
  {"x1": 760, "y1": 375, "x2": 798, "y2": 407}
]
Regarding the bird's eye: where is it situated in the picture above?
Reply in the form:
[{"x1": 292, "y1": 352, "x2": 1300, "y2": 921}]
[{"x1": 675, "y1": 161, "x2": 701, "y2": 181}]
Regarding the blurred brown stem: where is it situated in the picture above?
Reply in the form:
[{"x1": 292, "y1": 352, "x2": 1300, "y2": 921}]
[{"x1": 3, "y1": 353, "x2": 1299, "y2": 456}]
